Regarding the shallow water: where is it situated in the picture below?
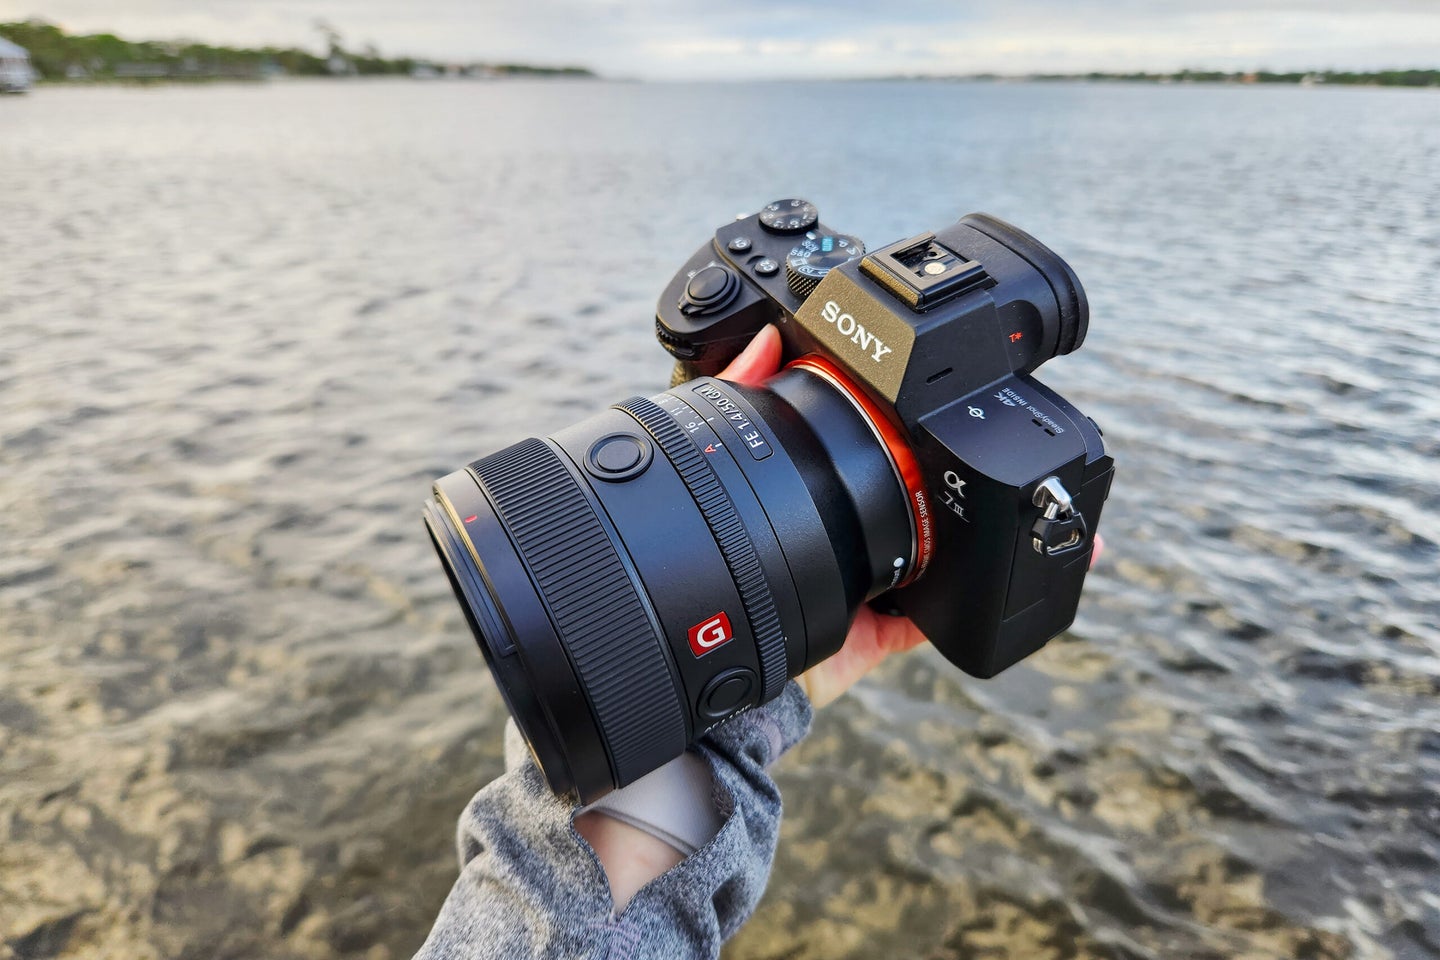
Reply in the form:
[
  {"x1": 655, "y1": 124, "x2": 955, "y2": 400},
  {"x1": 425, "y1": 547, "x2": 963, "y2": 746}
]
[{"x1": 1, "y1": 79, "x2": 1437, "y2": 959}]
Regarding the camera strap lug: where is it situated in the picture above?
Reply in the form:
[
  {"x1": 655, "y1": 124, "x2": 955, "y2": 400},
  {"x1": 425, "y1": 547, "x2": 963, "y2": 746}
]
[{"x1": 1031, "y1": 476, "x2": 1088, "y2": 557}]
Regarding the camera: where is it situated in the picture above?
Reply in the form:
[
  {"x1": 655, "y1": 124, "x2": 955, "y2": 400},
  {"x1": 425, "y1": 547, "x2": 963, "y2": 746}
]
[{"x1": 424, "y1": 199, "x2": 1113, "y2": 802}]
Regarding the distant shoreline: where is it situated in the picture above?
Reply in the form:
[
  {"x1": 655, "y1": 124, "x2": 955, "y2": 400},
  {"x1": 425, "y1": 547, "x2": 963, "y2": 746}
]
[
  {"x1": 2, "y1": 20, "x2": 1433, "y2": 89},
  {"x1": 0, "y1": 20, "x2": 595, "y2": 84},
  {"x1": 15, "y1": 74, "x2": 1440, "y2": 92},
  {"x1": 876, "y1": 70, "x2": 1440, "y2": 88}
]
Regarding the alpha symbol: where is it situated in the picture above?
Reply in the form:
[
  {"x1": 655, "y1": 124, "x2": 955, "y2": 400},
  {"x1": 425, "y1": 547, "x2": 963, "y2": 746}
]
[{"x1": 941, "y1": 470, "x2": 970, "y2": 522}]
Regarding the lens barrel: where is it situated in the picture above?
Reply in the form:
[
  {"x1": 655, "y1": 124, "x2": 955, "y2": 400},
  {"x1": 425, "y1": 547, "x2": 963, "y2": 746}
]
[{"x1": 426, "y1": 372, "x2": 912, "y2": 801}]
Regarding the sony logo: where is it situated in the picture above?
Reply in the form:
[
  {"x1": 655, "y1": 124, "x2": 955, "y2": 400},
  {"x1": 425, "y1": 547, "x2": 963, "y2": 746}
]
[{"x1": 820, "y1": 301, "x2": 893, "y2": 363}]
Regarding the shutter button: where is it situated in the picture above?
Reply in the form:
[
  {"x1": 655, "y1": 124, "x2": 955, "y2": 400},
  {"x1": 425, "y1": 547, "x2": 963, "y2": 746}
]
[{"x1": 585, "y1": 434, "x2": 651, "y2": 481}]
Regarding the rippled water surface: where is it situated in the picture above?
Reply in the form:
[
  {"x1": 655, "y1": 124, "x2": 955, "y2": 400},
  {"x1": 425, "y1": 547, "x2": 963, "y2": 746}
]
[{"x1": 2, "y1": 80, "x2": 1438, "y2": 959}]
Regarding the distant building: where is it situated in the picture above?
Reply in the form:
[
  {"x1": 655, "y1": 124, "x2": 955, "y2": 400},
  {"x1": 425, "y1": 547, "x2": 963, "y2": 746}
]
[{"x1": 0, "y1": 36, "x2": 32, "y2": 93}]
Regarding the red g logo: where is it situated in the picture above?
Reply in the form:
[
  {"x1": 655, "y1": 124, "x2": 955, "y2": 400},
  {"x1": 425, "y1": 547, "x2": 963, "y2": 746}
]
[{"x1": 687, "y1": 612, "x2": 733, "y2": 657}]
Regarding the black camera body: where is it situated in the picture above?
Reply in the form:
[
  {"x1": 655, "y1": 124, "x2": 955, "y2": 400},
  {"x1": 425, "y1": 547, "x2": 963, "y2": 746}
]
[
  {"x1": 656, "y1": 201, "x2": 1113, "y2": 678},
  {"x1": 426, "y1": 198, "x2": 1113, "y2": 801}
]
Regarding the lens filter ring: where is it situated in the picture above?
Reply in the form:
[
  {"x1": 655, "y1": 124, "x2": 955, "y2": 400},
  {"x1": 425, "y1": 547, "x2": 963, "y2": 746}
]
[{"x1": 616, "y1": 395, "x2": 789, "y2": 705}]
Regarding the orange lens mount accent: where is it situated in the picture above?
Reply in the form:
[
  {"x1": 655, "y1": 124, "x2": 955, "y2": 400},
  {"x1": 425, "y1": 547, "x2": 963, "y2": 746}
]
[{"x1": 787, "y1": 355, "x2": 933, "y2": 587}]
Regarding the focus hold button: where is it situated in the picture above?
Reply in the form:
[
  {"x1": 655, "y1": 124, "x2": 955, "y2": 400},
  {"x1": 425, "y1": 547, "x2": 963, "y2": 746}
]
[
  {"x1": 585, "y1": 434, "x2": 652, "y2": 482},
  {"x1": 698, "y1": 667, "x2": 756, "y2": 720},
  {"x1": 680, "y1": 265, "x2": 739, "y2": 316}
]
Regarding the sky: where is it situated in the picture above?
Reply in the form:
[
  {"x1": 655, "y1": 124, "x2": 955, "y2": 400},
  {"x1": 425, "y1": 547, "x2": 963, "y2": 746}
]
[{"x1": 3, "y1": 0, "x2": 1438, "y2": 79}]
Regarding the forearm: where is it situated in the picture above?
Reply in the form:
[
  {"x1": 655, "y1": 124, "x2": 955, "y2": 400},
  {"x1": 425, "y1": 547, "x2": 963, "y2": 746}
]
[
  {"x1": 573, "y1": 812, "x2": 684, "y2": 911},
  {"x1": 412, "y1": 682, "x2": 813, "y2": 959}
]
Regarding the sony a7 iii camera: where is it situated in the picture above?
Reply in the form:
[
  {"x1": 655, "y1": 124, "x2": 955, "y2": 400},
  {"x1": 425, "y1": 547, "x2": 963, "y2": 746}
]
[{"x1": 424, "y1": 199, "x2": 1113, "y2": 801}]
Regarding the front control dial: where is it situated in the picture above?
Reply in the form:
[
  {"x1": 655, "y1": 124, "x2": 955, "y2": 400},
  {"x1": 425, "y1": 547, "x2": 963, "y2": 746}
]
[
  {"x1": 784, "y1": 232, "x2": 864, "y2": 299},
  {"x1": 758, "y1": 198, "x2": 819, "y2": 235}
]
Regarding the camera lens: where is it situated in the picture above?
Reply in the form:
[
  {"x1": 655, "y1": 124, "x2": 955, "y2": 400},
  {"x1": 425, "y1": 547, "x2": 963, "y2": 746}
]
[{"x1": 424, "y1": 369, "x2": 919, "y2": 802}]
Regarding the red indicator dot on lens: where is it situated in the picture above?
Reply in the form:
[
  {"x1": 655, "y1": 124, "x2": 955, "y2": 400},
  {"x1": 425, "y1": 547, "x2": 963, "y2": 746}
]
[
  {"x1": 463, "y1": 515, "x2": 477, "y2": 523},
  {"x1": 1009, "y1": 332, "x2": 1023, "y2": 342}
]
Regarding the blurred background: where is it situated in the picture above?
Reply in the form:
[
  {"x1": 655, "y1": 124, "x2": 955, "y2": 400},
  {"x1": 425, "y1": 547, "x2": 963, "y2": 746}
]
[{"x1": 1, "y1": 3, "x2": 1438, "y2": 959}]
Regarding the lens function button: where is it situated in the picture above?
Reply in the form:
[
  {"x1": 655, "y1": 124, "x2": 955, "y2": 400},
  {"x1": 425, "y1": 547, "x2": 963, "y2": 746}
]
[
  {"x1": 698, "y1": 667, "x2": 756, "y2": 720},
  {"x1": 595, "y1": 438, "x2": 642, "y2": 472},
  {"x1": 585, "y1": 434, "x2": 652, "y2": 482}
]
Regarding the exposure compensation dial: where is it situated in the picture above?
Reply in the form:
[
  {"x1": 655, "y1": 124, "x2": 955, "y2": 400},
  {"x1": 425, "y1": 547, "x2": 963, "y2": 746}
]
[{"x1": 784, "y1": 232, "x2": 865, "y2": 299}]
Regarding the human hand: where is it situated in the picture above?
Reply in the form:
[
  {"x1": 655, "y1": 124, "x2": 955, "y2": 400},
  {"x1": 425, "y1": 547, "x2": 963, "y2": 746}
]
[
  {"x1": 577, "y1": 329, "x2": 1104, "y2": 910},
  {"x1": 717, "y1": 325, "x2": 1103, "y2": 708}
]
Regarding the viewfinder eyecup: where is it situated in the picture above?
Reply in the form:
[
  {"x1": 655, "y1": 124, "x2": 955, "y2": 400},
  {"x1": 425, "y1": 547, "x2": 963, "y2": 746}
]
[{"x1": 958, "y1": 213, "x2": 1089, "y2": 356}]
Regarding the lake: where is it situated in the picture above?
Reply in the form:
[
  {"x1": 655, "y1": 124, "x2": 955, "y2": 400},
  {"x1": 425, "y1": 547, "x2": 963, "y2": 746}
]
[{"x1": 1, "y1": 79, "x2": 1437, "y2": 959}]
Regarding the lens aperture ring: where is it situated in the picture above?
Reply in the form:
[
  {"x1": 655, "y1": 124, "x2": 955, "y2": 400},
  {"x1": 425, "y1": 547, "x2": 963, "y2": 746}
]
[
  {"x1": 468, "y1": 437, "x2": 687, "y2": 788},
  {"x1": 616, "y1": 395, "x2": 789, "y2": 705}
]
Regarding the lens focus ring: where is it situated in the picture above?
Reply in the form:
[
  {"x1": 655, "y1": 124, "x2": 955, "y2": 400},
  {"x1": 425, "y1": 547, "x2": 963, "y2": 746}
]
[
  {"x1": 617, "y1": 395, "x2": 789, "y2": 705},
  {"x1": 469, "y1": 438, "x2": 687, "y2": 787}
]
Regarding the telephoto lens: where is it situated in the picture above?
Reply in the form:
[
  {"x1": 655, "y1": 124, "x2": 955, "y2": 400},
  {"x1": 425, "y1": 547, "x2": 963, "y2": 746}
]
[{"x1": 424, "y1": 366, "x2": 917, "y2": 802}]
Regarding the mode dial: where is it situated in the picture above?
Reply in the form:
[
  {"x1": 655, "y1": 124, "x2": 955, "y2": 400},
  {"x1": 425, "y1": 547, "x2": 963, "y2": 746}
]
[
  {"x1": 784, "y1": 232, "x2": 864, "y2": 299},
  {"x1": 758, "y1": 198, "x2": 818, "y2": 235}
]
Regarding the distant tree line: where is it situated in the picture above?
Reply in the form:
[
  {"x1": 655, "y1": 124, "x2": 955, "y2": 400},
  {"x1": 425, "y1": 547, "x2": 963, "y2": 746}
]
[
  {"x1": 0, "y1": 20, "x2": 595, "y2": 81},
  {"x1": 1171, "y1": 68, "x2": 1439, "y2": 86},
  {"x1": 961, "y1": 68, "x2": 1440, "y2": 87}
]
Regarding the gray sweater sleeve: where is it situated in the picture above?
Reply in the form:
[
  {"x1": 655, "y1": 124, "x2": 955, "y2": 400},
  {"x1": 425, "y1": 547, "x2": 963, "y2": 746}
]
[{"x1": 413, "y1": 681, "x2": 814, "y2": 959}]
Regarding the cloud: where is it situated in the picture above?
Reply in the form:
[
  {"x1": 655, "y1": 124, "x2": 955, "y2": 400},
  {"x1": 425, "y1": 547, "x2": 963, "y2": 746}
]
[{"x1": 2, "y1": 0, "x2": 1436, "y2": 77}]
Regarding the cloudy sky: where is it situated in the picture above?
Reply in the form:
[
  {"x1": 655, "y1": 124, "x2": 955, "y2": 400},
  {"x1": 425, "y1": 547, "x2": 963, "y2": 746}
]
[{"x1": 4, "y1": 0, "x2": 1437, "y2": 78}]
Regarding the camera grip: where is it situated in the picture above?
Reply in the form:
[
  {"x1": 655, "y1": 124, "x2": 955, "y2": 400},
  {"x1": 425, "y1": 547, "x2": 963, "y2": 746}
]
[{"x1": 669, "y1": 358, "x2": 729, "y2": 387}]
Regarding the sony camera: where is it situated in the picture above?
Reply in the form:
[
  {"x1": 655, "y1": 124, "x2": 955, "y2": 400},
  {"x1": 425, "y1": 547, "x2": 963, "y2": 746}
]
[{"x1": 424, "y1": 199, "x2": 1113, "y2": 801}]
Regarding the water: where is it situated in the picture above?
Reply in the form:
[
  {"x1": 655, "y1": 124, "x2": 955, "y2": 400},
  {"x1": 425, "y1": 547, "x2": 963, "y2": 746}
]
[{"x1": 1, "y1": 80, "x2": 1437, "y2": 959}]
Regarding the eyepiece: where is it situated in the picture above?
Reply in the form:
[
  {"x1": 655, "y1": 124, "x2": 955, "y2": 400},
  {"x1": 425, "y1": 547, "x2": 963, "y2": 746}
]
[{"x1": 957, "y1": 213, "x2": 1089, "y2": 356}]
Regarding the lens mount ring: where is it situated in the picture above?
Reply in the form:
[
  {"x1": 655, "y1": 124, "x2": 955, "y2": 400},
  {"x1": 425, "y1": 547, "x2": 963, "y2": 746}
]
[
  {"x1": 616, "y1": 395, "x2": 790, "y2": 705},
  {"x1": 787, "y1": 355, "x2": 933, "y2": 585}
]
